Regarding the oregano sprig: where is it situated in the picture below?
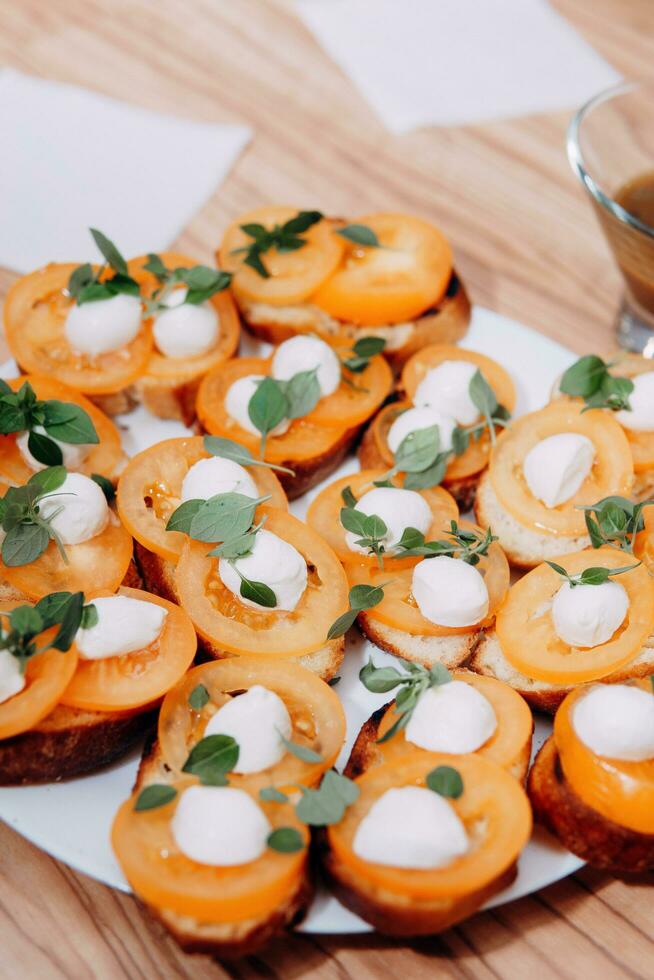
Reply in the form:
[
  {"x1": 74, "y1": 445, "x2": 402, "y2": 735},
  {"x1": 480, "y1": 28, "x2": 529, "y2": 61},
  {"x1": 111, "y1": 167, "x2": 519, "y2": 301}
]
[
  {"x1": 577, "y1": 496, "x2": 652, "y2": 553},
  {"x1": 327, "y1": 582, "x2": 390, "y2": 640},
  {"x1": 231, "y1": 211, "x2": 323, "y2": 278},
  {"x1": 0, "y1": 380, "x2": 99, "y2": 467},
  {"x1": 359, "y1": 657, "x2": 452, "y2": 743},
  {"x1": 340, "y1": 492, "x2": 388, "y2": 568},
  {"x1": 67, "y1": 228, "x2": 140, "y2": 306},
  {"x1": 203, "y1": 435, "x2": 295, "y2": 476},
  {"x1": 182, "y1": 734, "x2": 239, "y2": 786},
  {"x1": 259, "y1": 769, "x2": 360, "y2": 826},
  {"x1": 546, "y1": 560, "x2": 641, "y2": 588},
  {"x1": 395, "y1": 520, "x2": 497, "y2": 565},
  {"x1": 142, "y1": 254, "x2": 231, "y2": 313},
  {"x1": 247, "y1": 370, "x2": 321, "y2": 457},
  {"x1": 560, "y1": 355, "x2": 634, "y2": 412},
  {"x1": 0, "y1": 467, "x2": 70, "y2": 566},
  {"x1": 0, "y1": 589, "x2": 92, "y2": 673}
]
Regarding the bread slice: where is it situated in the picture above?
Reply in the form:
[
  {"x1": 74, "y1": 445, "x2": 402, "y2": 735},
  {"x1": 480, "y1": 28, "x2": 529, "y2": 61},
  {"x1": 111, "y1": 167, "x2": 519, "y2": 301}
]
[
  {"x1": 89, "y1": 377, "x2": 201, "y2": 425},
  {"x1": 474, "y1": 471, "x2": 590, "y2": 569},
  {"x1": 274, "y1": 425, "x2": 360, "y2": 501},
  {"x1": 471, "y1": 629, "x2": 654, "y2": 714},
  {"x1": 0, "y1": 556, "x2": 143, "y2": 607},
  {"x1": 316, "y1": 826, "x2": 516, "y2": 936},
  {"x1": 132, "y1": 734, "x2": 313, "y2": 957},
  {"x1": 357, "y1": 422, "x2": 479, "y2": 511},
  {"x1": 237, "y1": 271, "x2": 471, "y2": 375},
  {"x1": 357, "y1": 611, "x2": 479, "y2": 670},
  {"x1": 0, "y1": 702, "x2": 155, "y2": 785},
  {"x1": 529, "y1": 736, "x2": 654, "y2": 872},
  {"x1": 134, "y1": 542, "x2": 344, "y2": 682},
  {"x1": 343, "y1": 699, "x2": 531, "y2": 785}
]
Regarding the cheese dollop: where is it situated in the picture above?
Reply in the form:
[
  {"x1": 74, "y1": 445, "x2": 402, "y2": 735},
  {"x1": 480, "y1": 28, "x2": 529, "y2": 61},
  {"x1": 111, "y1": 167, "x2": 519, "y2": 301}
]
[
  {"x1": 405, "y1": 680, "x2": 497, "y2": 753},
  {"x1": 0, "y1": 650, "x2": 25, "y2": 705},
  {"x1": 65, "y1": 293, "x2": 143, "y2": 355},
  {"x1": 271, "y1": 334, "x2": 341, "y2": 399},
  {"x1": 573, "y1": 683, "x2": 654, "y2": 761},
  {"x1": 205, "y1": 685, "x2": 292, "y2": 773},
  {"x1": 225, "y1": 376, "x2": 291, "y2": 439},
  {"x1": 219, "y1": 528, "x2": 307, "y2": 612},
  {"x1": 153, "y1": 286, "x2": 219, "y2": 359},
  {"x1": 352, "y1": 786, "x2": 468, "y2": 869},
  {"x1": 523, "y1": 433, "x2": 595, "y2": 508},
  {"x1": 16, "y1": 426, "x2": 91, "y2": 472},
  {"x1": 412, "y1": 556, "x2": 489, "y2": 627},
  {"x1": 171, "y1": 785, "x2": 271, "y2": 866},
  {"x1": 75, "y1": 595, "x2": 167, "y2": 660},
  {"x1": 387, "y1": 406, "x2": 456, "y2": 455},
  {"x1": 616, "y1": 371, "x2": 654, "y2": 432},
  {"x1": 180, "y1": 457, "x2": 258, "y2": 503},
  {"x1": 344, "y1": 487, "x2": 432, "y2": 556},
  {"x1": 38, "y1": 472, "x2": 109, "y2": 545},
  {"x1": 552, "y1": 580, "x2": 629, "y2": 648},
  {"x1": 413, "y1": 360, "x2": 480, "y2": 426}
]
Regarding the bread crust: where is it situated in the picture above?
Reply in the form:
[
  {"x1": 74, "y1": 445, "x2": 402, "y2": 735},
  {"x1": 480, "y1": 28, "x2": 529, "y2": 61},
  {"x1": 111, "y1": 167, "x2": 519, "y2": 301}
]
[
  {"x1": 134, "y1": 542, "x2": 344, "y2": 682},
  {"x1": 529, "y1": 737, "x2": 654, "y2": 872},
  {"x1": 471, "y1": 629, "x2": 654, "y2": 713},
  {"x1": 239, "y1": 272, "x2": 471, "y2": 374},
  {"x1": 276, "y1": 425, "x2": 360, "y2": 501},
  {"x1": 357, "y1": 612, "x2": 478, "y2": 670},
  {"x1": 0, "y1": 703, "x2": 155, "y2": 785},
  {"x1": 316, "y1": 828, "x2": 516, "y2": 936},
  {"x1": 88, "y1": 376, "x2": 201, "y2": 425},
  {"x1": 0, "y1": 557, "x2": 142, "y2": 607}
]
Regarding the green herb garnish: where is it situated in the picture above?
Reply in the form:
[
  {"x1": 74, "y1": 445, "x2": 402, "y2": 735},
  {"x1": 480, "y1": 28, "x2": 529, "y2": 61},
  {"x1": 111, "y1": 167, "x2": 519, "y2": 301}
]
[
  {"x1": 231, "y1": 211, "x2": 324, "y2": 278},
  {"x1": 426, "y1": 765, "x2": 463, "y2": 799},
  {"x1": 0, "y1": 467, "x2": 70, "y2": 566},
  {"x1": 0, "y1": 590, "x2": 89, "y2": 673},
  {"x1": 546, "y1": 560, "x2": 641, "y2": 587},
  {"x1": 279, "y1": 734, "x2": 323, "y2": 764},
  {"x1": 247, "y1": 371, "x2": 321, "y2": 457},
  {"x1": 0, "y1": 380, "x2": 99, "y2": 467},
  {"x1": 336, "y1": 224, "x2": 381, "y2": 248},
  {"x1": 395, "y1": 520, "x2": 497, "y2": 565},
  {"x1": 202, "y1": 435, "x2": 294, "y2": 476},
  {"x1": 67, "y1": 228, "x2": 140, "y2": 305},
  {"x1": 339, "y1": 491, "x2": 388, "y2": 568},
  {"x1": 182, "y1": 734, "x2": 239, "y2": 786},
  {"x1": 359, "y1": 657, "x2": 451, "y2": 743},
  {"x1": 327, "y1": 582, "x2": 389, "y2": 640},
  {"x1": 188, "y1": 683, "x2": 210, "y2": 711},
  {"x1": 577, "y1": 496, "x2": 652, "y2": 553},
  {"x1": 134, "y1": 784, "x2": 178, "y2": 812},
  {"x1": 266, "y1": 827, "x2": 304, "y2": 853},
  {"x1": 559, "y1": 354, "x2": 634, "y2": 412},
  {"x1": 143, "y1": 254, "x2": 231, "y2": 312}
]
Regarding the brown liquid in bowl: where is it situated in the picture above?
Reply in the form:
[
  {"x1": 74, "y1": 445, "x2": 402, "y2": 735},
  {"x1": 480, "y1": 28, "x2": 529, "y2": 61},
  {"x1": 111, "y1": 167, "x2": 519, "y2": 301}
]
[{"x1": 597, "y1": 171, "x2": 654, "y2": 316}]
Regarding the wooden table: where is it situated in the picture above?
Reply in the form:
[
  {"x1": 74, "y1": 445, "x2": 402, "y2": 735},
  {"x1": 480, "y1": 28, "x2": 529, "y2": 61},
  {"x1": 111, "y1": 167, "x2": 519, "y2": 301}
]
[{"x1": 0, "y1": 0, "x2": 653, "y2": 976}]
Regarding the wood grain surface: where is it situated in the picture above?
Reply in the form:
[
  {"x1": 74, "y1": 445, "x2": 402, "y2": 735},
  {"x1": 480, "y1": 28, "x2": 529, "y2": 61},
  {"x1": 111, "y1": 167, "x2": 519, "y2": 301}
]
[{"x1": 0, "y1": 1, "x2": 653, "y2": 976}]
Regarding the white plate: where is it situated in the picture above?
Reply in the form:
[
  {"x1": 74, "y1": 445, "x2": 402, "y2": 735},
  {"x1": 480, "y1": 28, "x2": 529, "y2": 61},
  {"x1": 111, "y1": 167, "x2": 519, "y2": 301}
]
[{"x1": 0, "y1": 308, "x2": 584, "y2": 934}]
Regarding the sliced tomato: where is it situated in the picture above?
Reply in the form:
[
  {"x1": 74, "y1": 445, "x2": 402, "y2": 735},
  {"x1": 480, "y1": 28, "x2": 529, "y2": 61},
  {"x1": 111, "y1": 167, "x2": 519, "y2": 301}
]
[
  {"x1": 116, "y1": 436, "x2": 287, "y2": 563},
  {"x1": 60, "y1": 588, "x2": 196, "y2": 711},
  {"x1": 328, "y1": 752, "x2": 531, "y2": 899},
  {"x1": 306, "y1": 469, "x2": 458, "y2": 568},
  {"x1": 0, "y1": 627, "x2": 78, "y2": 739},
  {"x1": 304, "y1": 348, "x2": 392, "y2": 429},
  {"x1": 1, "y1": 516, "x2": 133, "y2": 600},
  {"x1": 555, "y1": 681, "x2": 654, "y2": 834},
  {"x1": 157, "y1": 657, "x2": 345, "y2": 791},
  {"x1": 346, "y1": 522, "x2": 509, "y2": 636},
  {"x1": 0, "y1": 374, "x2": 125, "y2": 487},
  {"x1": 4, "y1": 264, "x2": 152, "y2": 395},
  {"x1": 401, "y1": 345, "x2": 516, "y2": 414},
  {"x1": 174, "y1": 507, "x2": 349, "y2": 658},
  {"x1": 196, "y1": 358, "x2": 352, "y2": 465},
  {"x1": 112, "y1": 782, "x2": 308, "y2": 924},
  {"x1": 489, "y1": 402, "x2": 634, "y2": 536},
  {"x1": 312, "y1": 214, "x2": 453, "y2": 326},
  {"x1": 496, "y1": 549, "x2": 654, "y2": 684},
  {"x1": 374, "y1": 670, "x2": 533, "y2": 776},
  {"x1": 219, "y1": 207, "x2": 345, "y2": 305},
  {"x1": 128, "y1": 254, "x2": 240, "y2": 381}
]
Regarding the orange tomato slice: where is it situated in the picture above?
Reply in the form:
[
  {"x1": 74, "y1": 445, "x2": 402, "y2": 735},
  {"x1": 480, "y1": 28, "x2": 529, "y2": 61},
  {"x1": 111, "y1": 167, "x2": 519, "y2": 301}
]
[
  {"x1": 327, "y1": 752, "x2": 531, "y2": 899},
  {"x1": 157, "y1": 657, "x2": 345, "y2": 791},
  {"x1": 0, "y1": 628, "x2": 78, "y2": 739},
  {"x1": 368, "y1": 401, "x2": 492, "y2": 482},
  {"x1": 346, "y1": 523, "x2": 510, "y2": 637},
  {"x1": 555, "y1": 681, "x2": 654, "y2": 834},
  {"x1": 304, "y1": 347, "x2": 392, "y2": 429},
  {"x1": 306, "y1": 469, "x2": 458, "y2": 569},
  {"x1": 112, "y1": 783, "x2": 308, "y2": 924},
  {"x1": 196, "y1": 357, "x2": 352, "y2": 466},
  {"x1": 60, "y1": 588, "x2": 196, "y2": 711},
  {"x1": 489, "y1": 402, "x2": 633, "y2": 536},
  {"x1": 174, "y1": 507, "x2": 349, "y2": 658},
  {"x1": 496, "y1": 549, "x2": 654, "y2": 684},
  {"x1": 374, "y1": 670, "x2": 533, "y2": 776},
  {"x1": 312, "y1": 214, "x2": 453, "y2": 326},
  {"x1": 116, "y1": 436, "x2": 287, "y2": 563},
  {"x1": 128, "y1": 254, "x2": 240, "y2": 381},
  {"x1": 4, "y1": 263, "x2": 152, "y2": 395},
  {"x1": 401, "y1": 345, "x2": 516, "y2": 413},
  {"x1": 0, "y1": 374, "x2": 125, "y2": 486},
  {"x1": 1, "y1": 516, "x2": 134, "y2": 600},
  {"x1": 219, "y1": 207, "x2": 345, "y2": 305}
]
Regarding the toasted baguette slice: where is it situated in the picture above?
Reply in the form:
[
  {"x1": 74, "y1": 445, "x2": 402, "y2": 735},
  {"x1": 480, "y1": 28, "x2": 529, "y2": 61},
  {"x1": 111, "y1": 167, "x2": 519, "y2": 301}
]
[
  {"x1": 529, "y1": 736, "x2": 654, "y2": 872},
  {"x1": 358, "y1": 611, "x2": 478, "y2": 670},
  {"x1": 0, "y1": 556, "x2": 142, "y2": 607},
  {"x1": 277, "y1": 425, "x2": 360, "y2": 501},
  {"x1": 238, "y1": 272, "x2": 470, "y2": 375},
  {"x1": 343, "y1": 701, "x2": 530, "y2": 785},
  {"x1": 471, "y1": 629, "x2": 654, "y2": 713},
  {"x1": 134, "y1": 542, "x2": 344, "y2": 682},
  {"x1": 357, "y1": 423, "x2": 478, "y2": 511},
  {"x1": 316, "y1": 827, "x2": 515, "y2": 936},
  {"x1": 0, "y1": 703, "x2": 155, "y2": 785},
  {"x1": 474, "y1": 471, "x2": 590, "y2": 569},
  {"x1": 89, "y1": 376, "x2": 202, "y2": 425},
  {"x1": 132, "y1": 735, "x2": 313, "y2": 957}
]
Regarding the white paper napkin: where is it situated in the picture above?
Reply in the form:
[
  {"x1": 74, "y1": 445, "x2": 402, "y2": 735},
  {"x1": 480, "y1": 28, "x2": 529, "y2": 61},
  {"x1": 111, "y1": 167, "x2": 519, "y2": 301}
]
[
  {"x1": 0, "y1": 69, "x2": 252, "y2": 272},
  {"x1": 296, "y1": 0, "x2": 620, "y2": 132}
]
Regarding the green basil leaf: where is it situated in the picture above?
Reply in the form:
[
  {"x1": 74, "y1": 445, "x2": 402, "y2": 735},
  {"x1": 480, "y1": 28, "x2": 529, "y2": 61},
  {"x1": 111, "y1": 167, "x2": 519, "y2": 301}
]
[
  {"x1": 143, "y1": 253, "x2": 168, "y2": 279},
  {"x1": 35, "y1": 591, "x2": 74, "y2": 630},
  {"x1": 50, "y1": 591, "x2": 85, "y2": 650},
  {"x1": 282, "y1": 210, "x2": 323, "y2": 235},
  {"x1": 134, "y1": 784, "x2": 178, "y2": 812},
  {"x1": 402, "y1": 452, "x2": 449, "y2": 490},
  {"x1": 28, "y1": 466, "x2": 67, "y2": 494},
  {"x1": 362, "y1": 513, "x2": 387, "y2": 539},
  {"x1": 42, "y1": 401, "x2": 99, "y2": 445},
  {"x1": 337, "y1": 224, "x2": 380, "y2": 248},
  {"x1": 326, "y1": 609, "x2": 358, "y2": 640},
  {"x1": 9, "y1": 605, "x2": 43, "y2": 637},
  {"x1": 239, "y1": 576, "x2": 277, "y2": 608},
  {"x1": 76, "y1": 282, "x2": 115, "y2": 305},
  {"x1": 340, "y1": 485, "x2": 357, "y2": 508},
  {"x1": 426, "y1": 764, "x2": 464, "y2": 799},
  {"x1": 28, "y1": 430, "x2": 63, "y2": 467},
  {"x1": 203, "y1": 435, "x2": 254, "y2": 465},
  {"x1": 67, "y1": 263, "x2": 95, "y2": 299},
  {"x1": 280, "y1": 734, "x2": 323, "y2": 763},
  {"x1": 349, "y1": 583, "x2": 385, "y2": 611},
  {"x1": 182, "y1": 734, "x2": 239, "y2": 783},
  {"x1": 166, "y1": 498, "x2": 204, "y2": 534},
  {"x1": 90, "y1": 228, "x2": 128, "y2": 275},
  {"x1": 284, "y1": 369, "x2": 321, "y2": 420},
  {"x1": 340, "y1": 506, "x2": 369, "y2": 536},
  {"x1": 80, "y1": 603, "x2": 98, "y2": 630},
  {"x1": 189, "y1": 492, "x2": 264, "y2": 543},
  {"x1": 188, "y1": 683, "x2": 210, "y2": 710},
  {"x1": 429, "y1": 663, "x2": 452, "y2": 686},
  {"x1": 259, "y1": 786, "x2": 289, "y2": 803},
  {"x1": 560, "y1": 355, "x2": 607, "y2": 398},
  {"x1": 248, "y1": 377, "x2": 288, "y2": 440},
  {"x1": 352, "y1": 336, "x2": 386, "y2": 358},
  {"x1": 394, "y1": 425, "x2": 440, "y2": 473},
  {"x1": 468, "y1": 369, "x2": 498, "y2": 419},
  {"x1": 209, "y1": 528, "x2": 258, "y2": 559},
  {"x1": 2, "y1": 523, "x2": 50, "y2": 566},
  {"x1": 244, "y1": 248, "x2": 270, "y2": 278},
  {"x1": 267, "y1": 827, "x2": 304, "y2": 853},
  {"x1": 359, "y1": 658, "x2": 405, "y2": 693},
  {"x1": 91, "y1": 474, "x2": 116, "y2": 503}
]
